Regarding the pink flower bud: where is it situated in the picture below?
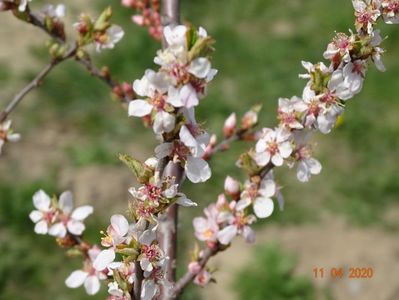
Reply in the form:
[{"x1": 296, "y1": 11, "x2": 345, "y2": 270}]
[
  {"x1": 188, "y1": 261, "x2": 201, "y2": 275},
  {"x1": 144, "y1": 157, "x2": 158, "y2": 169},
  {"x1": 216, "y1": 194, "x2": 228, "y2": 208},
  {"x1": 194, "y1": 270, "x2": 212, "y2": 287},
  {"x1": 202, "y1": 134, "x2": 217, "y2": 160},
  {"x1": 241, "y1": 110, "x2": 258, "y2": 130},
  {"x1": 223, "y1": 113, "x2": 237, "y2": 138},
  {"x1": 224, "y1": 176, "x2": 240, "y2": 197},
  {"x1": 132, "y1": 15, "x2": 144, "y2": 26},
  {"x1": 210, "y1": 134, "x2": 217, "y2": 146},
  {"x1": 121, "y1": 0, "x2": 134, "y2": 7}
]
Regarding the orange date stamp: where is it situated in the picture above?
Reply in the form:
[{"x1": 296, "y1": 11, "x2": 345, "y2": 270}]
[{"x1": 313, "y1": 267, "x2": 374, "y2": 279}]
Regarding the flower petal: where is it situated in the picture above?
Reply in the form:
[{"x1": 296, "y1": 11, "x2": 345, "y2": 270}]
[
  {"x1": 185, "y1": 157, "x2": 211, "y2": 183},
  {"x1": 235, "y1": 198, "x2": 251, "y2": 211},
  {"x1": 253, "y1": 197, "x2": 274, "y2": 218},
  {"x1": 180, "y1": 84, "x2": 199, "y2": 108},
  {"x1": 271, "y1": 153, "x2": 284, "y2": 166},
  {"x1": 71, "y1": 205, "x2": 93, "y2": 221},
  {"x1": 155, "y1": 142, "x2": 173, "y2": 159},
  {"x1": 128, "y1": 100, "x2": 153, "y2": 117},
  {"x1": 111, "y1": 214, "x2": 129, "y2": 237},
  {"x1": 34, "y1": 220, "x2": 48, "y2": 235},
  {"x1": 59, "y1": 191, "x2": 73, "y2": 214},
  {"x1": 49, "y1": 222, "x2": 67, "y2": 238},
  {"x1": 29, "y1": 210, "x2": 43, "y2": 223},
  {"x1": 188, "y1": 57, "x2": 211, "y2": 78},
  {"x1": 93, "y1": 249, "x2": 115, "y2": 271},
  {"x1": 153, "y1": 111, "x2": 175, "y2": 134},
  {"x1": 65, "y1": 270, "x2": 88, "y2": 288},
  {"x1": 176, "y1": 195, "x2": 197, "y2": 207},
  {"x1": 67, "y1": 220, "x2": 86, "y2": 236},
  {"x1": 307, "y1": 157, "x2": 322, "y2": 175},
  {"x1": 141, "y1": 279, "x2": 158, "y2": 300},
  {"x1": 84, "y1": 275, "x2": 101, "y2": 295},
  {"x1": 242, "y1": 226, "x2": 256, "y2": 243},
  {"x1": 33, "y1": 190, "x2": 51, "y2": 211},
  {"x1": 217, "y1": 225, "x2": 237, "y2": 245}
]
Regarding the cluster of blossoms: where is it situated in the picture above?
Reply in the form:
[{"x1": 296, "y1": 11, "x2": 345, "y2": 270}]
[
  {"x1": 25, "y1": 0, "x2": 399, "y2": 298},
  {"x1": 129, "y1": 24, "x2": 217, "y2": 183},
  {"x1": 121, "y1": 0, "x2": 162, "y2": 40},
  {"x1": 74, "y1": 7, "x2": 124, "y2": 52},
  {"x1": 187, "y1": 0, "x2": 399, "y2": 288},
  {"x1": 0, "y1": 120, "x2": 20, "y2": 155},
  {"x1": 29, "y1": 190, "x2": 93, "y2": 237}
]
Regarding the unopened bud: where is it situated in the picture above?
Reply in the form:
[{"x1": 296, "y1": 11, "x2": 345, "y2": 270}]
[
  {"x1": 223, "y1": 113, "x2": 236, "y2": 138},
  {"x1": 224, "y1": 176, "x2": 240, "y2": 198},
  {"x1": 144, "y1": 157, "x2": 158, "y2": 169},
  {"x1": 49, "y1": 43, "x2": 60, "y2": 57},
  {"x1": 216, "y1": 193, "x2": 228, "y2": 208},
  {"x1": 100, "y1": 66, "x2": 111, "y2": 80},
  {"x1": 188, "y1": 261, "x2": 201, "y2": 275},
  {"x1": 241, "y1": 110, "x2": 258, "y2": 130},
  {"x1": 132, "y1": 14, "x2": 144, "y2": 26},
  {"x1": 122, "y1": 81, "x2": 134, "y2": 98},
  {"x1": 112, "y1": 85, "x2": 124, "y2": 99},
  {"x1": 121, "y1": 0, "x2": 134, "y2": 7},
  {"x1": 209, "y1": 134, "x2": 217, "y2": 146}
]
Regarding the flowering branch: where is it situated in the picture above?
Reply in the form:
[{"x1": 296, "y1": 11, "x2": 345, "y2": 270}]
[
  {"x1": 174, "y1": 0, "x2": 399, "y2": 293},
  {"x1": 156, "y1": 1, "x2": 181, "y2": 295},
  {"x1": 0, "y1": 4, "x2": 129, "y2": 123},
  {"x1": 18, "y1": 0, "x2": 399, "y2": 299}
]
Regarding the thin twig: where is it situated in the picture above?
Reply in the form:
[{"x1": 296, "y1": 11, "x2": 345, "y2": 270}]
[
  {"x1": 205, "y1": 129, "x2": 253, "y2": 160},
  {"x1": 171, "y1": 163, "x2": 274, "y2": 297},
  {"x1": 0, "y1": 8, "x2": 131, "y2": 123},
  {"x1": 0, "y1": 46, "x2": 77, "y2": 123}
]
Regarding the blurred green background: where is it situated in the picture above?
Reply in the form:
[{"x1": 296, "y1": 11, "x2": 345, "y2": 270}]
[{"x1": 1, "y1": 0, "x2": 399, "y2": 299}]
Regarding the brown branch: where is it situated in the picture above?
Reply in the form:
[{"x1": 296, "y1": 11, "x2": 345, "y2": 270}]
[
  {"x1": 171, "y1": 163, "x2": 273, "y2": 297},
  {"x1": 0, "y1": 8, "x2": 131, "y2": 123},
  {"x1": 204, "y1": 128, "x2": 253, "y2": 160},
  {"x1": 153, "y1": 1, "x2": 181, "y2": 299},
  {"x1": 172, "y1": 246, "x2": 219, "y2": 298},
  {"x1": 0, "y1": 46, "x2": 77, "y2": 123},
  {"x1": 75, "y1": 57, "x2": 130, "y2": 104}
]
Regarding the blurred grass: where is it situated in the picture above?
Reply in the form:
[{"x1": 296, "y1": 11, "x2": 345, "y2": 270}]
[
  {"x1": 233, "y1": 244, "x2": 317, "y2": 300},
  {"x1": 1, "y1": 0, "x2": 399, "y2": 299}
]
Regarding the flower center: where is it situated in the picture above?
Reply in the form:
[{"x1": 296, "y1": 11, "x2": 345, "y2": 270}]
[
  {"x1": 170, "y1": 63, "x2": 190, "y2": 85},
  {"x1": 357, "y1": 11, "x2": 373, "y2": 25},
  {"x1": 267, "y1": 141, "x2": 279, "y2": 155},
  {"x1": 144, "y1": 184, "x2": 162, "y2": 201},
  {"x1": 172, "y1": 141, "x2": 190, "y2": 160},
  {"x1": 151, "y1": 93, "x2": 166, "y2": 111},
  {"x1": 142, "y1": 244, "x2": 161, "y2": 261}
]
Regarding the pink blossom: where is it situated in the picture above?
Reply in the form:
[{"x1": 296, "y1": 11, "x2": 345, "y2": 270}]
[
  {"x1": 193, "y1": 269, "x2": 212, "y2": 287},
  {"x1": 65, "y1": 246, "x2": 107, "y2": 295}
]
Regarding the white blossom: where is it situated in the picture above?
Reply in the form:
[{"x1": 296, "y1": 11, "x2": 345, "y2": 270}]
[
  {"x1": 48, "y1": 191, "x2": 93, "y2": 238},
  {"x1": 254, "y1": 127, "x2": 293, "y2": 167},
  {"x1": 96, "y1": 25, "x2": 124, "y2": 52},
  {"x1": 29, "y1": 190, "x2": 55, "y2": 235},
  {"x1": 0, "y1": 120, "x2": 20, "y2": 155},
  {"x1": 65, "y1": 247, "x2": 107, "y2": 295}
]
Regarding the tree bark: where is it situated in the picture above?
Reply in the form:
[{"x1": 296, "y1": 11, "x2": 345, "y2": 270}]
[{"x1": 157, "y1": 1, "x2": 181, "y2": 299}]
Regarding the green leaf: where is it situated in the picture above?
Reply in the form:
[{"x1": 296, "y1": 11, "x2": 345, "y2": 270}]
[{"x1": 119, "y1": 153, "x2": 153, "y2": 183}]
